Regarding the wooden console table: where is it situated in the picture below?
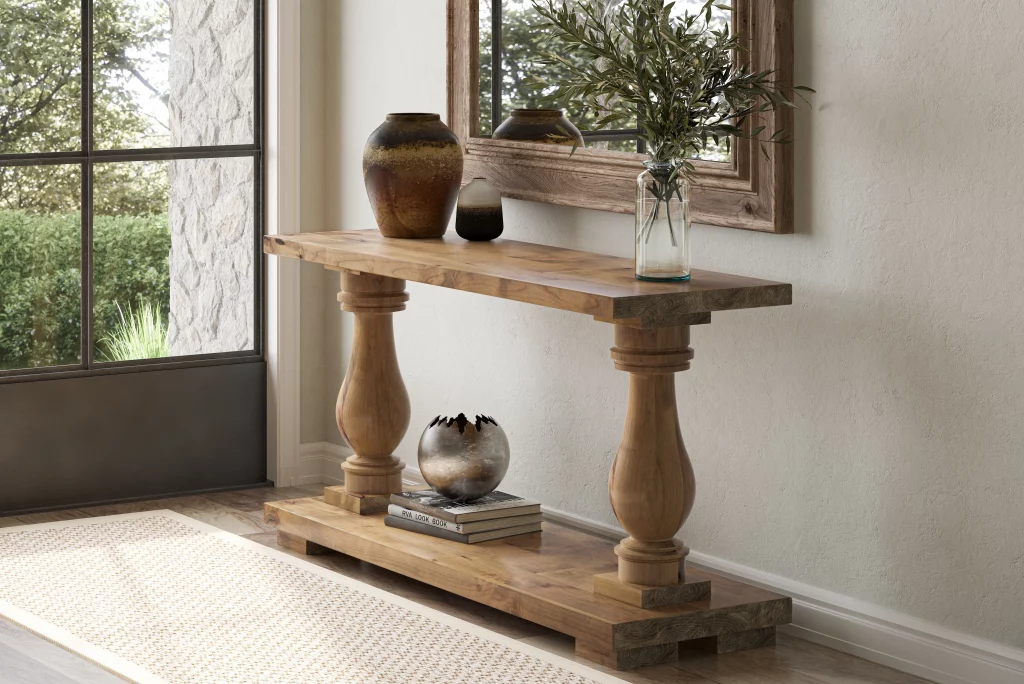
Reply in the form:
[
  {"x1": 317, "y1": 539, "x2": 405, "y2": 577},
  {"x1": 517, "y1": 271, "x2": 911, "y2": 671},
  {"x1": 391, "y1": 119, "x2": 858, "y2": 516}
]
[{"x1": 264, "y1": 230, "x2": 793, "y2": 670}]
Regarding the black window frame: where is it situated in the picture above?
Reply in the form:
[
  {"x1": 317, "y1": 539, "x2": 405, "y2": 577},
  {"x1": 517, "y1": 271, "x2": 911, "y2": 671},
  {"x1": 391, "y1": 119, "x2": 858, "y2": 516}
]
[
  {"x1": 485, "y1": 0, "x2": 646, "y2": 153},
  {"x1": 0, "y1": 0, "x2": 266, "y2": 384}
]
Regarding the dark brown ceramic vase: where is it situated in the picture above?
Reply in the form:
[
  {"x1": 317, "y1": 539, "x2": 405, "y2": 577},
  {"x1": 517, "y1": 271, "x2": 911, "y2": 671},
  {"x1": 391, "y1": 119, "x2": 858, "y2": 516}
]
[
  {"x1": 492, "y1": 108, "x2": 584, "y2": 147},
  {"x1": 363, "y1": 113, "x2": 464, "y2": 238}
]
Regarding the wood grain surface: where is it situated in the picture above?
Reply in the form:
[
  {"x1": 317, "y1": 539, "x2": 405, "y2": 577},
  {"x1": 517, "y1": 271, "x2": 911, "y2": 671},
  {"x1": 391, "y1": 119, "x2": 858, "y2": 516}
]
[
  {"x1": 334, "y1": 272, "x2": 410, "y2": 495},
  {"x1": 264, "y1": 497, "x2": 792, "y2": 669},
  {"x1": 264, "y1": 231, "x2": 791, "y2": 328},
  {"x1": 594, "y1": 573, "x2": 711, "y2": 609}
]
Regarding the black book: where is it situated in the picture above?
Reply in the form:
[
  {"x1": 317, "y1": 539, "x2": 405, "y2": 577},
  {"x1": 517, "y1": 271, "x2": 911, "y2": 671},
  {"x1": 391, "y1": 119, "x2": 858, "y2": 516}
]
[
  {"x1": 390, "y1": 490, "x2": 541, "y2": 523},
  {"x1": 384, "y1": 514, "x2": 542, "y2": 544}
]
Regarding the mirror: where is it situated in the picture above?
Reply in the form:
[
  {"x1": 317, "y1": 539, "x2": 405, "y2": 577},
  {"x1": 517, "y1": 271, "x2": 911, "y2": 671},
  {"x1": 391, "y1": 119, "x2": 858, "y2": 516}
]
[{"x1": 447, "y1": 0, "x2": 797, "y2": 233}]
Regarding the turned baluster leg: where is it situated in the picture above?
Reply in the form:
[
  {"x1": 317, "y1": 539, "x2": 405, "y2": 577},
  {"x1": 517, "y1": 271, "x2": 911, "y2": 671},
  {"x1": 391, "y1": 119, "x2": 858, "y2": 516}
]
[
  {"x1": 608, "y1": 325, "x2": 696, "y2": 586},
  {"x1": 336, "y1": 271, "x2": 411, "y2": 496}
]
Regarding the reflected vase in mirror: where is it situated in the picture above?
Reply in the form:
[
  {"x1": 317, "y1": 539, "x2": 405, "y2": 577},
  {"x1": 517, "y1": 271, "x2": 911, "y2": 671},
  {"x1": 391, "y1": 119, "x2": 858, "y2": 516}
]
[
  {"x1": 418, "y1": 414, "x2": 511, "y2": 503},
  {"x1": 492, "y1": 109, "x2": 584, "y2": 147},
  {"x1": 456, "y1": 178, "x2": 503, "y2": 241},
  {"x1": 362, "y1": 113, "x2": 463, "y2": 238},
  {"x1": 635, "y1": 161, "x2": 690, "y2": 281}
]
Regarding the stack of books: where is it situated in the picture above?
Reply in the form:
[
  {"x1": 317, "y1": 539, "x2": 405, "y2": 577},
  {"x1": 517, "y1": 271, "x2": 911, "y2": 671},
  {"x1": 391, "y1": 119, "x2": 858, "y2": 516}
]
[{"x1": 385, "y1": 490, "x2": 542, "y2": 544}]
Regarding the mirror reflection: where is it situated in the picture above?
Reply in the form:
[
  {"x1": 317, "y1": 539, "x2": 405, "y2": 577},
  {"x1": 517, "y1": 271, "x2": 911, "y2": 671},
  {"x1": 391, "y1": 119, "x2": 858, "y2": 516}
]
[{"x1": 478, "y1": 0, "x2": 732, "y2": 160}]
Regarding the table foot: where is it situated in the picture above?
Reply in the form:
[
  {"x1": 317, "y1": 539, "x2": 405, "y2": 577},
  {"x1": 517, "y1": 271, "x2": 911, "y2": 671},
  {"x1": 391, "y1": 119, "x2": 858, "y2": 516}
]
[
  {"x1": 323, "y1": 487, "x2": 394, "y2": 515},
  {"x1": 594, "y1": 572, "x2": 710, "y2": 608},
  {"x1": 680, "y1": 626, "x2": 778, "y2": 657},
  {"x1": 277, "y1": 530, "x2": 330, "y2": 556}
]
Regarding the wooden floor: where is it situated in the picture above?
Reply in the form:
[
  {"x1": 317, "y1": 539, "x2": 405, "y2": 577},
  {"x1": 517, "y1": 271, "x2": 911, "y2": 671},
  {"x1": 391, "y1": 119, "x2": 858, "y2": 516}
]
[{"x1": 0, "y1": 485, "x2": 935, "y2": 684}]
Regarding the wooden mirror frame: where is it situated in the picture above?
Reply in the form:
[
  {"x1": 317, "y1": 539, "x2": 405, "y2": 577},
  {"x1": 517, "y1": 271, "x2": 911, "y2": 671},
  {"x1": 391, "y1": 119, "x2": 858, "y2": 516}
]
[{"x1": 447, "y1": 0, "x2": 794, "y2": 233}]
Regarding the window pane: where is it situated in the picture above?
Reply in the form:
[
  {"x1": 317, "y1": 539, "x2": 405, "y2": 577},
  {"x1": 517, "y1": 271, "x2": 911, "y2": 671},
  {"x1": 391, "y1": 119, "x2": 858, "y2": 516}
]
[
  {"x1": 92, "y1": 157, "x2": 254, "y2": 362},
  {"x1": 0, "y1": 0, "x2": 82, "y2": 154},
  {"x1": 93, "y1": 0, "x2": 255, "y2": 149},
  {"x1": 0, "y1": 164, "x2": 82, "y2": 370}
]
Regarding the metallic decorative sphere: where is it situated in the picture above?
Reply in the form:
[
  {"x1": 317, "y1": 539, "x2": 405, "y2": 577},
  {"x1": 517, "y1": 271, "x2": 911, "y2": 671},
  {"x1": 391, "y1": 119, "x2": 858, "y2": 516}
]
[{"x1": 418, "y1": 413, "x2": 510, "y2": 503}]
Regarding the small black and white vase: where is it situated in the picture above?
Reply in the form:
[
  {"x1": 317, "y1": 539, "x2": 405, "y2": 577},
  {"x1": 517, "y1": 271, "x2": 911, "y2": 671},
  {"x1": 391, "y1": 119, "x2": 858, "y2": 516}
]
[{"x1": 455, "y1": 178, "x2": 503, "y2": 242}]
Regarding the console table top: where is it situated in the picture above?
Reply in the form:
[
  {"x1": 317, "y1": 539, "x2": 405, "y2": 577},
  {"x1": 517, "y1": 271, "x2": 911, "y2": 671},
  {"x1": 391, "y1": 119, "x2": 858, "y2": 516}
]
[{"x1": 264, "y1": 230, "x2": 791, "y2": 328}]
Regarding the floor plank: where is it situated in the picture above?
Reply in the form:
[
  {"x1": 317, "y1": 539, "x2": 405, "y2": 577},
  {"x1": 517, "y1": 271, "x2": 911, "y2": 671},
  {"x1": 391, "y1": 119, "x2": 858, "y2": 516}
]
[
  {"x1": 0, "y1": 620, "x2": 122, "y2": 684},
  {"x1": 80, "y1": 495, "x2": 271, "y2": 535},
  {"x1": 675, "y1": 633, "x2": 935, "y2": 684},
  {"x1": 205, "y1": 484, "x2": 323, "y2": 513},
  {"x1": 14, "y1": 510, "x2": 93, "y2": 525},
  {"x1": 771, "y1": 634, "x2": 934, "y2": 684}
]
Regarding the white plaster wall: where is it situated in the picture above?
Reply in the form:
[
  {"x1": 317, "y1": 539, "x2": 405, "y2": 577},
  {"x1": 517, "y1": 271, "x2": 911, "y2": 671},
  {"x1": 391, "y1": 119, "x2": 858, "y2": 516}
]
[
  {"x1": 299, "y1": 0, "x2": 328, "y2": 444},
  {"x1": 321, "y1": 0, "x2": 1024, "y2": 648}
]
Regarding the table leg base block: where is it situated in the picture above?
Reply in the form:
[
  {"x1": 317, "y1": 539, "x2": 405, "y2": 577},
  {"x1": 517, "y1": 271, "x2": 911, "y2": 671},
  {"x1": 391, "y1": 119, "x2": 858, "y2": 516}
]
[
  {"x1": 614, "y1": 540, "x2": 688, "y2": 587},
  {"x1": 593, "y1": 572, "x2": 711, "y2": 608},
  {"x1": 263, "y1": 497, "x2": 792, "y2": 672},
  {"x1": 276, "y1": 530, "x2": 331, "y2": 555},
  {"x1": 576, "y1": 639, "x2": 678, "y2": 670},
  {"x1": 323, "y1": 487, "x2": 393, "y2": 515},
  {"x1": 339, "y1": 461, "x2": 406, "y2": 497},
  {"x1": 324, "y1": 482, "x2": 430, "y2": 515}
]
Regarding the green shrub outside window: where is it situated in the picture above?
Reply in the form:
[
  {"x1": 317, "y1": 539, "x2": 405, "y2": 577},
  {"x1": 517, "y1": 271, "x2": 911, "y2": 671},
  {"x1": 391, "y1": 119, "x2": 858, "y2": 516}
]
[{"x1": 0, "y1": 211, "x2": 170, "y2": 369}]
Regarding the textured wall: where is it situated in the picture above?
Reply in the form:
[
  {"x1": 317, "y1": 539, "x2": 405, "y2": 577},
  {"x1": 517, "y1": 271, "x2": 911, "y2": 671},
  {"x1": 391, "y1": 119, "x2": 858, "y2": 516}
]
[
  {"x1": 168, "y1": 0, "x2": 255, "y2": 355},
  {"x1": 322, "y1": 0, "x2": 1024, "y2": 648}
]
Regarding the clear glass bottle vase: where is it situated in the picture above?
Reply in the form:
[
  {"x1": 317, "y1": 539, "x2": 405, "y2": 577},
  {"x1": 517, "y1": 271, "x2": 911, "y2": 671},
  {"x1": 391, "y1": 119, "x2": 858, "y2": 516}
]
[{"x1": 635, "y1": 162, "x2": 690, "y2": 281}]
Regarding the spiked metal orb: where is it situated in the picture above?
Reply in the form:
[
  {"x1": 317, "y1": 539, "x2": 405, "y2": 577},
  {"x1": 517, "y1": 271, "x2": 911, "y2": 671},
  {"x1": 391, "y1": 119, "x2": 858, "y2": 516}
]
[{"x1": 417, "y1": 413, "x2": 510, "y2": 502}]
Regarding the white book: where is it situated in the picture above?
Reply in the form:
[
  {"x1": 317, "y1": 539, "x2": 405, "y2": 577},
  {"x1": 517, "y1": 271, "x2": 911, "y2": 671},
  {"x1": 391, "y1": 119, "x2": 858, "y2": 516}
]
[{"x1": 387, "y1": 504, "x2": 543, "y2": 534}]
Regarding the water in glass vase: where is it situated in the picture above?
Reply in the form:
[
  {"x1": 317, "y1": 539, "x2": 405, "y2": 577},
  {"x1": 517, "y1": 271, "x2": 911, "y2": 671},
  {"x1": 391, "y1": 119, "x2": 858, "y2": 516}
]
[{"x1": 635, "y1": 162, "x2": 690, "y2": 281}]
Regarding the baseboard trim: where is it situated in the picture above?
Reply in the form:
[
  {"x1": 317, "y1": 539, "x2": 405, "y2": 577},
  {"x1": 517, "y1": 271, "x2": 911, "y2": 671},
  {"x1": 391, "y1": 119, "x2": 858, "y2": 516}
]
[
  {"x1": 296, "y1": 442, "x2": 350, "y2": 486},
  {"x1": 541, "y1": 507, "x2": 1024, "y2": 684}
]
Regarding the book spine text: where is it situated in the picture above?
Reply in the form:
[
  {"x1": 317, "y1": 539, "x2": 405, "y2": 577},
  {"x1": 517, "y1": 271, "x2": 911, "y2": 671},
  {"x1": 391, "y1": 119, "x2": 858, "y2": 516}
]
[{"x1": 388, "y1": 505, "x2": 462, "y2": 533}]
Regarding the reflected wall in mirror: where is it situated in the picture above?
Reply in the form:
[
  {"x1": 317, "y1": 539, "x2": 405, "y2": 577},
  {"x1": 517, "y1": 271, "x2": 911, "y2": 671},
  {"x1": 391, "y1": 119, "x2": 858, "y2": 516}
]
[{"x1": 449, "y1": 0, "x2": 796, "y2": 233}]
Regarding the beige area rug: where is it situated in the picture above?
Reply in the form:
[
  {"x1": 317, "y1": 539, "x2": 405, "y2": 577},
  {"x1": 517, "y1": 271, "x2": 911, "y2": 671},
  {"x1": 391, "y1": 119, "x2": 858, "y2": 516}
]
[{"x1": 0, "y1": 511, "x2": 623, "y2": 684}]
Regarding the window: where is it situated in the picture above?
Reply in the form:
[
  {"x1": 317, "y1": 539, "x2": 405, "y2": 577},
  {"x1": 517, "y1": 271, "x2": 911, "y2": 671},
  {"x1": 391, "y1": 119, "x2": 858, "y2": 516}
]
[
  {"x1": 0, "y1": 0, "x2": 263, "y2": 377},
  {"x1": 449, "y1": 0, "x2": 796, "y2": 233}
]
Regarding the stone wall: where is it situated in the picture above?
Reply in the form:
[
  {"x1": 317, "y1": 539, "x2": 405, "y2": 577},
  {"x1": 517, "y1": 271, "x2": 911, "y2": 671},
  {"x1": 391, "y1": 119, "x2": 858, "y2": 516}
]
[{"x1": 167, "y1": 0, "x2": 255, "y2": 356}]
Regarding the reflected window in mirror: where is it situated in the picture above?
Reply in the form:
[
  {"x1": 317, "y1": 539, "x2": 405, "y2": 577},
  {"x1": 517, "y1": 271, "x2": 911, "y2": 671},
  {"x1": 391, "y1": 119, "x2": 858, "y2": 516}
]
[{"x1": 477, "y1": 0, "x2": 731, "y2": 160}]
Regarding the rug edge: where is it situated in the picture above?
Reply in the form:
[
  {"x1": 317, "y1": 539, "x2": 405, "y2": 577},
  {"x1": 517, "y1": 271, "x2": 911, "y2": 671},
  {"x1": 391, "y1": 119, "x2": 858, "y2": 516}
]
[{"x1": 0, "y1": 599, "x2": 171, "y2": 684}]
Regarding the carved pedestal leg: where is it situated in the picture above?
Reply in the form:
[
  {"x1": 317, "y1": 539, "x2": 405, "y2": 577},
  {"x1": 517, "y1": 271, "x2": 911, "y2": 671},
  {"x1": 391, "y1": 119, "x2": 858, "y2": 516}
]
[
  {"x1": 606, "y1": 325, "x2": 696, "y2": 587},
  {"x1": 335, "y1": 271, "x2": 411, "y2": 499}
]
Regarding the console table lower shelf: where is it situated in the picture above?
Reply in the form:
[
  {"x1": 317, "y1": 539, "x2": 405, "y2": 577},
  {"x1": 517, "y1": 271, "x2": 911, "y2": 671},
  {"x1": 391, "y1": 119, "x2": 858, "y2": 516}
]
[{"x1": 264, "y1": 497, "x2": 792, "y2": 671}]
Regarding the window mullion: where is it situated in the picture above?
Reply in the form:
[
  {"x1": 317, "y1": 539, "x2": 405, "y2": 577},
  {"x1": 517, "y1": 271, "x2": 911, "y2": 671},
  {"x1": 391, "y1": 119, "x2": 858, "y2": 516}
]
[
  {"x1": 81, "y1": 0, "x2": 94, "y2": 369},
  {"x1": 491, "y1": 1, "x2": 502, "y2": 134}
]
